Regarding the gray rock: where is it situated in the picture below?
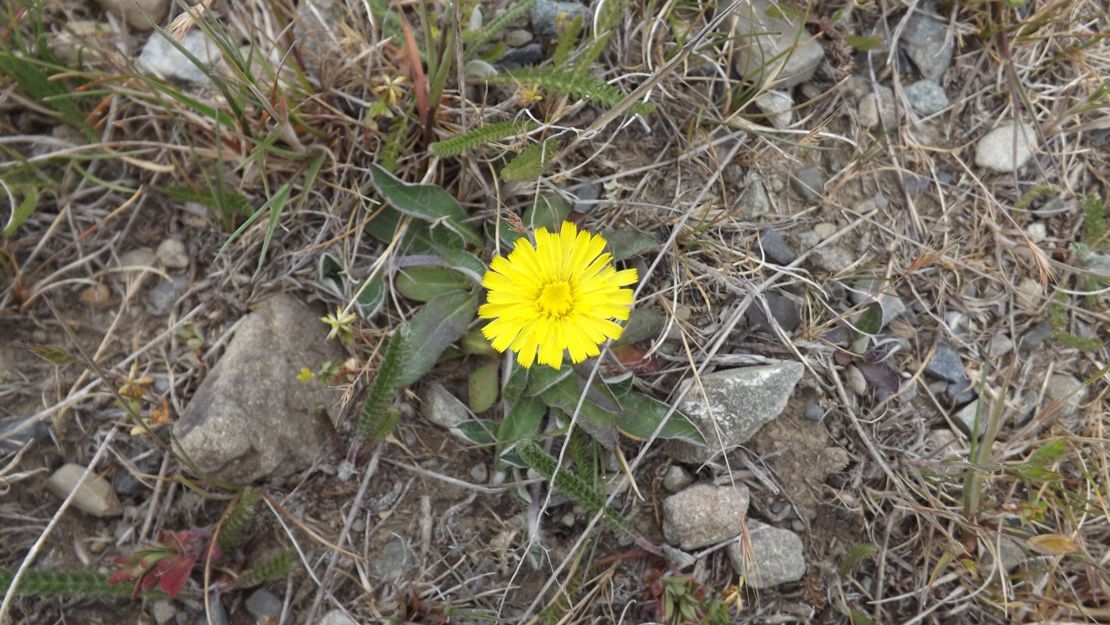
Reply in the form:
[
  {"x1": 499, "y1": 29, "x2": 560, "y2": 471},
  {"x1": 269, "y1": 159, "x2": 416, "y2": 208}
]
[
  {"x1": 294, "y1": 0, "x2": 347, "y2": 81},
  {"x1": 660, "y1": 544, "x2": 698, "y2": 569},
  {"x1": 150, "y1": 599, "x2": 176, "y2": 625},
  {"x1": 156, "y1": 238, "x2": 188, "y2": 269},
  {"x1": 320, "y1": 610, "x2": 359, "y2": 625},
  {"x1": 117, "y1": 247, "x2": 157, "y2": 277},
  {"x1": 758, "y1": 228, "x2": 796, "y2": 264},
  {"x1": 0, "y1": 416, "x2": 51, "y2": 451},
  {"x1": 96, "y1": 0, "x2": 167, "y2": 30},
  {"x1": 924, "y1": 342, "x2": 967, "y2": 385},
  {"x1": 726, "y1": 520, "x2": 806, "y2": 588},
  {"x1": 1044, "y1": 374, "x2": 1086, "y2": 421},
  {"x1": 193, "y1": 596, "x2": 229, "y2": 625},
  {"x1": 368, "y1": 537, "x2": 415, "y2": 580},
  {"x1": 1019, "y1": 321, "x2": 1052, "y2": 351},
  {"x1": 572, "y1": 181, "x2": 603, "y2": 213},
  {"x1": 987, "y1": 334, "x2": 1014, "y2": 359},
  {"x1": 953, "y1": 397, "x2": 987, "y2": 438},
  {"x1": 858, "y1": 86, "x2": 896, "y2": 129},
  {"x1": 146, "y1": 276, "x2": 188, "y2": 316},
  {"x1": 420, "y1": 382, "x2": 469, "y2": 429},
  {"x1": 900, "y1": 3, "x2": 954, "y2": 81},
  {"x1": 139, "y1": 30, "x2": 221, "y2": 84},
  {"x1": 498, "y1": 42, "x2": 543, "y2": 69},
  {"x1": 662, "y1": 483, "x2": 750, "y2": 550},
  {"x1": 665, "y1": 362, "x2": 805, "y2": 462},
  {"x1": 45, "y1": 463, "x2": 124, "y2": 517},
  {"x1": 463, "y1": 59, "x2": 498, "y2": 79},
  {"x1": 662, "y1": 465, "x2": 694, "y2": 493},
  {"x1": 804, "y1": 404, "x2": 824, "y2": 421},
  {"x1": 975, "y1": 122, "x2": 1037, "y2": 173},
  {"x1": 746, "y1": 293, "x2": 800, "y2": 333},
  {"x1": 504, "y1": 29, "x2": 534, "y2": 47},
  {"x1": 904, "y1": 79, "x2": 949, "y2": 115},
  {"x1": 791, "y1": 166, "x2": 825, "y2": 203},
  {"x1": 245, "y1": 589, "x2": 282, "y2": 621},
  {"x1": 173, "y1": 295, "x2": 346, "y2": 483},
  {"x1": 739, "y1": 177, "x2": 771, "y2": 217},
  {"x1": 753, "y1": 90, "x2": 794, "y2": 129},
  {"x1": 530, "y1": 0, "x2": 589, "y2": 38},
  {"x1": 469, "y1": 463, "x2": 489, "y2": 483},
  {"x1": 733, "y1": 0, "x2": 824, "y2": 88}
]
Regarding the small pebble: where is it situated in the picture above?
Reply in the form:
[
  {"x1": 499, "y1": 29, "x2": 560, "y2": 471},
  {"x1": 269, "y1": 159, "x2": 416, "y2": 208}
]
[
  {"x1": 846, "y1": 366, "x2": 867, "y2": 396},
  {"x1": 46, "y1": 464, "x2": 124, "y2": 517},
  {"x1": 469, "y1": 463, "x2": 489, "y2": 483},
  {"x1": 804, "y1": 404, "x2": 824, "y2": 421},
  {"x1": 791, "y1": 166, "x2": 825, "y2": 203},
  {"x1": 904, "y1": 79, "x2": 949, "y2": 115},
  {"x1": 662, "y1": 465, "x2": 694, "y2": 492},
  {"x1": 504, "y1": 29, "x2": 533, "y2": 47},
  {"x1": 80, "y1": 283, "x2": 112, "y2": 309},
  {"x1": 156, "y1": 238, "x2": 189, "y2": 269}
]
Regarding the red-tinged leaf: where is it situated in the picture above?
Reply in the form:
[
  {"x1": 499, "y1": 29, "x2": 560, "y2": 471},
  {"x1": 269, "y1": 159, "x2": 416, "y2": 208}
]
[
  {"x1": 1027, "y1": 534, "x2": 1079, "y2": 555},
  {"x1": 396, "y1": 10, "x2": 427, "y2": 125}
]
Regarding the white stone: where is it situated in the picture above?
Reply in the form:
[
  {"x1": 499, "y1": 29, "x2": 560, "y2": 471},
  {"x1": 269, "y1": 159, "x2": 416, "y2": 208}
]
[
  {"x1": 975, "y1": 122, "x2": 1037, "y2": 173},
  {"x1": 753, "y1": 90, "x2": 794, "y2": 129},
  {"x1": 156, "y1": 238, "x2": 188, "y2": 269},
  {"x1": 139, "y1": 30, "x2": 222, "y2": 84},
  {"x1": 46, "y1": 464, "x2": 123, "y2": 518}
]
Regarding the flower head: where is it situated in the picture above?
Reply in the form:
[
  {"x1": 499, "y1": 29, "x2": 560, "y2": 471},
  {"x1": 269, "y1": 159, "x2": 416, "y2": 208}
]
[{"x1": 479, "y1": 221, "x2": 638, "y2": 369}]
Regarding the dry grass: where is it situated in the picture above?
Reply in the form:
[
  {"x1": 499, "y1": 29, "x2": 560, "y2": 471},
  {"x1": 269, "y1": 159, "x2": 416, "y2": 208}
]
[{"x1": 1, "y1": 0, "x2": 1108, "y2": 623}]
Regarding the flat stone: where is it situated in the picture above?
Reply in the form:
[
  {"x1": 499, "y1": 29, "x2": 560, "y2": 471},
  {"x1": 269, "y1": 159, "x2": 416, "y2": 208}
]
[
  {"x1": 173, "y1": 295, "x2": 346, "y2": 483},
  {"x1": 530, "y1": 0, "x2": 590, "y2": 38},
  {"x1": 498, "y1": 42, "x2": 543, "y2": 69},
  {"x1": 151, "y1": 599, "x2": 176, "y2": 625},
  {"x1": 245, "y1": 589, "x2": 282, "y2": 621},
  {"x1": 139, "y1": 30, "x2": 221, "y2": 84},
  {"x1": 738, "y1": 177, "x2": 771, "y2": 217},
  {"x1": 733, "y1": 0, "x2": 824, "y2": 88},
  {"x1": 791, "y1": 166, "x2": 825, "y2": 203},
  {"x1": 758, "y1": 228, "x2": 796, "y2": 264},
  {"x1": 753, "y1": 90, "x2": 794, "y2": 129},
  {"x1": 900, "y1": 3, "x2": 954, "y2": 81},
  {"x1": 96, "y1": 0, "x2": 167, "y2": 30},
  {"x1": 294, "y1": 0, "x2": 347, "y2": 81},
  {"x1": 924, "y1": 341, "x2": 967, "y2": 385},
  {"x1": 954, "y1": 398, "x2": 987, "y2": 438},
  {"x1": 117, "y1": 247, "x2": 157, "y2": 277},
  {"x1": 987, "y1": 334, "x2": 1014, "y2": 358},
  {"x1": 146, "y1": 276, "x2": 188, "y2": 316},
  {"x1": 156, "y1": 238, "x2": 188, "y2": 269},
  {"x1": 368, "y1": 537, "x2": 415, "y2": 580},
  {"x1": 320, "y1": 610, "x2": 359, "y2": 625},
  {"x1": 665, "y1": 362, "x2": 805, "y2": 463},
  {"x1": 662, "y1": 483, "x2": 750, "y2": 550},
  {"x1": 975, "y1": 122, "x2": 1037, "y2": 173},
  {"x1": 504, "y1": 29, "x2": 534, "y2": 47},
  {"x1": 904, "y1": 79, "x2": 949, "y2": 115},
  {"x1": 46, "y1": 463, "x2": 124, "y2": 517},
  {"x1": 858, "y1": 86, "x2": 896, "y2": 129},
  {"x1": 746, "y1": 293, "x2": 800, "y2": 333},
  {"x1": 419, "y1": 382, "x2": 469, "y2": 429},
  {"x1": 726, "y1": 520, "x2": 806, "y2": 588},
  {"x1": 662, "y1": 465, "x2": 694, "y2": 493},
  {"x1": 1044, "y1": 374, "x2": 1086, "y2": 421}
]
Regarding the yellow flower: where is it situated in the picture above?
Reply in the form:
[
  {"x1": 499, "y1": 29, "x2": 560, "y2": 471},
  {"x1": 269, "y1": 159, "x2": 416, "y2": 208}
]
[{"x1": 479, "y1": 221, "x2": 638, "y2": 369}]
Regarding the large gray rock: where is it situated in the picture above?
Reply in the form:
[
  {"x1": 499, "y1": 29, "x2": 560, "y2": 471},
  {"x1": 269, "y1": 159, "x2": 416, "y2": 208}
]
[
  {"x1": 975, "y1": 122, "x2": 1037, "y2": 172},
  {"x1": 733, "y1": 0, "x2": 824, "y2": 88},
  {"x1": 139, "y1": 30, "x2": 221, "y2": 84},
  {"x1": 726, "y1": 520, "x2": 806, "y2": 588},
  {"x1": 530, "y1": 0, "x2": 590, "y2": 38},
  {"x1": 46, "y1": 463, "x2": 123, "y2": 518},
  {"x1": 665, "y1": 362, "x2": 805, "y2": 463},
  {"x1": 173, "y1": 295, "x2": 346, "y2": 483},
  {"x1": 663, "y1": 483, "x2": 750, "y2": 550},
  {"x1": 900, "y1": 3, "x2": 953, "y2": 81},
  {"x1": 294, "y1": 0, "x2": 347, "y2": 82}
]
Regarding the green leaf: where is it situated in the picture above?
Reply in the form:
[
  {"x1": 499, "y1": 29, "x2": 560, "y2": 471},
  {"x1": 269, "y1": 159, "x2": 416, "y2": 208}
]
[
  {"x1": 524, "y1": 192, "x2": 570, "y2": 231},
  {"x1": 855, "y1": 301, "x2": 883, "y2": 336},
  {"x1": 355, "y1": 275, "x2": 386, "y2": 319},
  {"x1": 611, "y1": 388, "x2": 704, "y2": 445},
  {"x1": 613, "y1": 307, "x2": 664, "y2": 346},
  {"x1": 468, "y1": 359, "x2": 500, "y2": 413},
  {"x1": 845, "y1": 35, "x2": 882, "y2": 51},
  {"x1": 503, "y1": 362, "x2": 529, "y2": 403},
  {"x1": 398, "y1": 290, "x2": 479, "y2": 386},
  {"x1": 500, "y1": 140, "x2": 559, "y2": 182},
  {"x1": 369, "y1": 165, "x2": 482, "y2": 247},
  {"x1": 317, "y1": 253, "x2": 345, "y2": 297},
  {"x1": 528, "y1": 369, "x2": 619, "y2": 449},
  {"x1": 1024, "y1": 439, "x2": 1067, "y2": 466},
  {"x1": 452, "y1": 419, "x2": 499, "y2": 445},
  {"x1": 497, "y1": 396, "x2": 546, "y2": 448},
  {"x1": 439, "y1": 248, "x2": 487, "y2": 283},
  {"x1": 838, "y1": 543, "x2": 879, "y2": 576},
  {"x1": 396, "y1": 266, "x2": 471, "y2": 301},
  {"x1": 3, "y1": 185, "x2": 39, "y2": 237},
  {"x1": 462, "y1": 328, "x2": 497, "y2": 356},
  {"x1": 603, "y1": 229, "x2": 658, "y2": 261},
  {"x1": 257, "y1": 182, "x2": 292, "y2": 271}
]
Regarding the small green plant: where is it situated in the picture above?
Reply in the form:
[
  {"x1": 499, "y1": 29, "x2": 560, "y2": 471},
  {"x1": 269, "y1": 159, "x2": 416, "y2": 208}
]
[
  {"x1": 358, "y1": 327, "x2": 411, "y2": 442},
  {"x1": 0, "y1": 570, "x2": 134, "y2": 599}
]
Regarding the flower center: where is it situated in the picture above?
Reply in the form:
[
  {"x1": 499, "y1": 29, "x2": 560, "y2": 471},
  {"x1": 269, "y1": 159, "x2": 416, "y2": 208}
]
[{"x1": 537, "y1": 281, "x2": 574, "y2": 317}]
